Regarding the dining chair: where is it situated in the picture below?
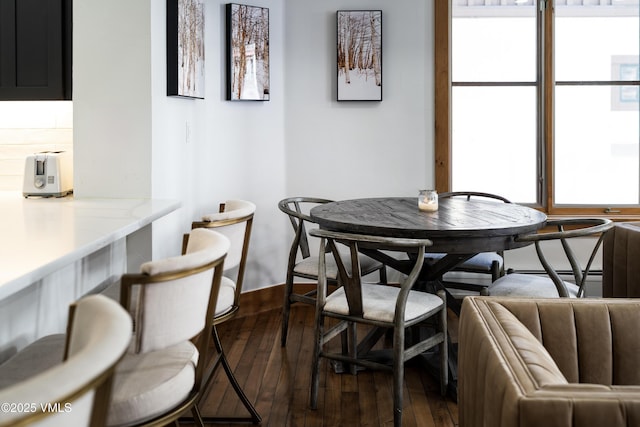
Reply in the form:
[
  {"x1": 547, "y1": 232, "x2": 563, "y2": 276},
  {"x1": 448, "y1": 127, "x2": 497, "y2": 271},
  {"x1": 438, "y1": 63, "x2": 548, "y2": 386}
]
[
  {"x1": 482, "y1": 218, "x2": 613, "y2": 298},
  {"x1": 187, "y1": 199, "x2": 261, "y2": 423},
  {"x1": 106, "y1": 227, "x2": 229, "y2": 427},
  {"x1": 0, "y1": 294, "x2": 132, "y2": 427},
  {"x1": 278, "y1": 197, "x2": 387, "y2": 347},
  {"x1": 308, "y1": 229, "x2": 447, "y2": 427},
  {"x1": 602, "y1": 221, "x2": 640, "y2": 297},
  {"x1": 425, "y1": 191, "x2": 511, "y2": 292}
]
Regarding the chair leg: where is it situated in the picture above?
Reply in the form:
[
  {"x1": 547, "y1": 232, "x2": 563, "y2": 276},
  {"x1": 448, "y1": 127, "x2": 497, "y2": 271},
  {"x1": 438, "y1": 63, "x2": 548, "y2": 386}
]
[
  {"x1": 392, "y1": 325, "x2": 405, "y2": 427},
  {"x1": 490, "y1": 260, "x2": 501, "y2": 282},
  {"x1": 200, "y1": 326, "x2": 261, "y2": 424},
  {"x1": 310, "y1": 312, "x2": 324, "y2": 409},
  {"x1": 189, "y1": 404, "x2": 205, "y2": 427},
  {"x1": 379, "y1": 265, "x2": 388, "y2": 284},
  {"x1": 439, "y1": 294, "x2": 449, "y2": 397},
  {"x1": 348, "y1": 321, "x2": 358, "y2": 376},
  {"x1": 281, "y1": 276, "x2": 295, "y2": 347}
]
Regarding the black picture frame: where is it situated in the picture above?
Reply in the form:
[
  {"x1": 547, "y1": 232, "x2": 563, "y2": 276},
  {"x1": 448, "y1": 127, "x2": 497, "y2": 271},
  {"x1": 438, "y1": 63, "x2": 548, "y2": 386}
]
[
  {"x1": 167, "y1": 0, "x2": 205, "y2": 99},
  {"x1": 336, "y1": 10, "x2": 382, "y2": 101},
  {"x1": 226, "y1": 3, "x2": 270, "y2": 101}
]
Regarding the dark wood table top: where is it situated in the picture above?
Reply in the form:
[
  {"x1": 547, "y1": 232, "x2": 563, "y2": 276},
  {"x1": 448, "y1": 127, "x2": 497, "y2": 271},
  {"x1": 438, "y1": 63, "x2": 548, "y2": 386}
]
[{"x1": 310, "y1": 197, "x2": 547, "y2": 254}]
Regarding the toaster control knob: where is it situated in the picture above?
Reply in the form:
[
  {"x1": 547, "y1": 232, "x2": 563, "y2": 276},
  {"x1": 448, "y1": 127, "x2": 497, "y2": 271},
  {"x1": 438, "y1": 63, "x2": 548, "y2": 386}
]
[{"x1": 34, "y1": 177, "x2": 45, "y2": 188}]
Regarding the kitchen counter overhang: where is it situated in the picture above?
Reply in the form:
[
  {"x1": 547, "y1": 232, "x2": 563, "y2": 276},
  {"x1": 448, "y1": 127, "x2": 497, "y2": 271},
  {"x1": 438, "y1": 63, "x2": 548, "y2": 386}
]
[{"x1": 0, "y1": 192, "x2": 180, "y2": 300}]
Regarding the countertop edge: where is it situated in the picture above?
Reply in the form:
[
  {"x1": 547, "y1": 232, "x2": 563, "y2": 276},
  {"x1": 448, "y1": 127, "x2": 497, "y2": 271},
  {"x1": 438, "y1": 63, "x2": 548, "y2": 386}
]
[{"x1": 0, "y1": 197, "x2": 181, "y2": 300}]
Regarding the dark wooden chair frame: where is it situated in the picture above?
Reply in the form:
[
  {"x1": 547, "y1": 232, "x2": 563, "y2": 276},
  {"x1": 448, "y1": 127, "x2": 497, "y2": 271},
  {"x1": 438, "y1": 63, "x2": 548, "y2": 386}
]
[
  {"x1": 308, "y1": 229, "x2": 448, "y2": 427},
  {"x1": 482, "y1": 218, "x2": 614, "y2": 298},
  {"x1": 278, "y1": 197, "x2": 387, "y2": 347},
  {"x1": 427, "y1": 191, "x2": 512, "y2": 291}
]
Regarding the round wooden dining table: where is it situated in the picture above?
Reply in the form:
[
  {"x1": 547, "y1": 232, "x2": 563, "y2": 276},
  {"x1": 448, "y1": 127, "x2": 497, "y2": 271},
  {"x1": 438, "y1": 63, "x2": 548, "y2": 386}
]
[
  {"x1": 310, "y1": 196, "x2": 548, "y2": 312},
  {"x1": 310, "y1": 196, "x2": 547, "y2": 398}
]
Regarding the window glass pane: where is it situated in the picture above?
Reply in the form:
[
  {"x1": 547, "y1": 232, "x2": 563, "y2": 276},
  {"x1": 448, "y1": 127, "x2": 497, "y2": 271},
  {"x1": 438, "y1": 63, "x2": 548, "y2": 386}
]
[
  {"x1": 555, "y1": 85, "x2": 639, "y2": 205},
  {"x1": 555, "y1": 2, "x2": 640, "y2": 82},
  {"x1": 452, "y1": 87, "x2": 537, "y2": 203},
  {"x1": 452, "y1": 2, "x2": 537, "y2": 82}
]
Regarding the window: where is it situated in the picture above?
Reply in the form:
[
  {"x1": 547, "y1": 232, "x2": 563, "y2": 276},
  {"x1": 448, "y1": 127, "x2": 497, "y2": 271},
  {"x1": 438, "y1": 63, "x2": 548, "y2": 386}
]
[{"x1": 435, "y1": 0, "x2": 640, "y2": 216}]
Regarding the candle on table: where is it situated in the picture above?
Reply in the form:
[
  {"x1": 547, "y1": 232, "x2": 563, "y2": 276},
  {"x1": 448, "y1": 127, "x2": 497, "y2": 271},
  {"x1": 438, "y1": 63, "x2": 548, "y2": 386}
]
[{"x1": 418, "y1": 190, "x2": 438, "y2": 212}]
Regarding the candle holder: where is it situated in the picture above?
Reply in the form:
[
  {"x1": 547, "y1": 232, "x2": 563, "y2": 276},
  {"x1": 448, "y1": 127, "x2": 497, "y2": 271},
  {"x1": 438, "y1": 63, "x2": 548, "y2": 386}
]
[{"x1": 418, "y1": 189, "x2": 438, "y2": 212}]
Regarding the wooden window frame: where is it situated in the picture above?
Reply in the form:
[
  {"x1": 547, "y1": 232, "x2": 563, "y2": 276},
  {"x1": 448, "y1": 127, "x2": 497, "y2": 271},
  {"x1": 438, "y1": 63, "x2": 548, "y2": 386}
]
[{"x1": 434, "y1": 0, "x2": 640, "y2": 219}]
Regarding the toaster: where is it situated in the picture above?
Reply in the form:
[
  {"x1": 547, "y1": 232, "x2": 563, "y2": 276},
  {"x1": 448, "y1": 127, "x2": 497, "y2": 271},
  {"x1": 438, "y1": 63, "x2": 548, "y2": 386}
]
[{"x1": 23, "y1": 151, "x2": 73, "y2": 198}]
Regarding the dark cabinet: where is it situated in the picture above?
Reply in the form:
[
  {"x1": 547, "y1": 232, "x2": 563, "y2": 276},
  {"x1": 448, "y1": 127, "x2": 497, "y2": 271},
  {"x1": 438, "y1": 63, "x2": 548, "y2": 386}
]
[{"x1": 0, "y1": 0, "x2": 71, "y2": 100}]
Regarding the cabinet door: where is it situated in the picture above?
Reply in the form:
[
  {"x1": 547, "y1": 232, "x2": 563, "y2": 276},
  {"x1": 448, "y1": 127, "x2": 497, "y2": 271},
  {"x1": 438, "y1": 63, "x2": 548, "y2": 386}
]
[{"x1": 0, "y1": 0, "x2": 71, "y2": 100}]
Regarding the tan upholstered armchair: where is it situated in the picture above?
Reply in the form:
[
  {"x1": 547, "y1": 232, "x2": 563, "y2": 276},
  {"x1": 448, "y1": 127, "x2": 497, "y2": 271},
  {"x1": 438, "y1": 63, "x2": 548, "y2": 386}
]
[
  {"x1": 603, "y1": 221, "x2": 640, "y2": 297},
  {"x1": 458, "y1": 296, "x2": 640, "y2": 427}
]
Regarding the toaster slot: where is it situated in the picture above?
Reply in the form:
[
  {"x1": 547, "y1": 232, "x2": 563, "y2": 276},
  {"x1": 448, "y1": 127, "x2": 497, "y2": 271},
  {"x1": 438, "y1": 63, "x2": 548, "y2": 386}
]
[{"x1": 36, "y1": 160, "x2": 45, "y2": 176}]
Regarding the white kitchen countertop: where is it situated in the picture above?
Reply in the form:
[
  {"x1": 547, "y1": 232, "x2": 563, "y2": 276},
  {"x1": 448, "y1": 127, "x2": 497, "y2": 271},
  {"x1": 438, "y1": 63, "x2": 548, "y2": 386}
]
[{"x1": 0, "y1": 192, "x2": 180, "y2": 300}]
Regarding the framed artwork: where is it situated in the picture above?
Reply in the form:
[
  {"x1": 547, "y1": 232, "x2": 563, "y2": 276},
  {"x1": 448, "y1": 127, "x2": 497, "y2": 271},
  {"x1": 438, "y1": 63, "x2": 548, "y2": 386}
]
[
  {"x1": 167, "y1": 0, "x2": 205, "y2": 99},
  {"x1": 226, "y1": 3, "x2": 270, "y2": 101},
  {"x1": 337, "y1": 10, "x2": 382, "y2": 101}
]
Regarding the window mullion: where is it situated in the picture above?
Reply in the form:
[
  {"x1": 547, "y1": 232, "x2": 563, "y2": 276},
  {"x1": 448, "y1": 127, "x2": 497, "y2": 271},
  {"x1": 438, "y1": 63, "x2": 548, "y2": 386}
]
[
  {"x1": 543, "y1": 0, "x2": 554, "y2": 212},
  {"x1": 434, "y1": 0, "x2": 451, "y2": 193}
]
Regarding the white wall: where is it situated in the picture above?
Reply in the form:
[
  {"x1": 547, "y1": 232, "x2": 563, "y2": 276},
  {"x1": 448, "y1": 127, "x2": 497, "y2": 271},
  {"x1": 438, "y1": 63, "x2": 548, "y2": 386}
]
[
  {"x1": 148, "y1": 0, "x2": 289, "y2": 289},
  {"x1": 73, "y1": 0, "x2": 153, "y2": 200},
  {"x1": 284, "y1": 0, "x2": 434, "y2": 200},
  {"x1": 70, "y1": 0, "x2": 435, "y2": 292},
  {"x1": 74, "y1": 0, "x2": 289, "y2": 290}
]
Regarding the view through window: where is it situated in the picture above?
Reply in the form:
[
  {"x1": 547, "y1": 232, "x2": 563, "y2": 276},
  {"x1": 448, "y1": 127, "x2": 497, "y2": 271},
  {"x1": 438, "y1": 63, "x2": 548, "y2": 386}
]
[{"x1": 446, "y1": 0, "x2": 639, "y2": 213}]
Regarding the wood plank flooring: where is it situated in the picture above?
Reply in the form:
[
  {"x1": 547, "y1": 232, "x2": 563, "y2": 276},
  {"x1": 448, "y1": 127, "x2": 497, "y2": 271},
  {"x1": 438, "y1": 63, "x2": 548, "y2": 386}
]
[{"x1": 198, "y1": 304, "x2": 458, "y2": 427}]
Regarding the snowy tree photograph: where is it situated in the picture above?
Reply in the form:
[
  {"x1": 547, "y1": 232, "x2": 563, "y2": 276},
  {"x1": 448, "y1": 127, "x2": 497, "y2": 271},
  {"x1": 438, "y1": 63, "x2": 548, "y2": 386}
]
[
  {"x1": 227, "y1": 3, "x2": 270, "y2": 101},
  {"x1": 167, "y1": 0, "x2": 205, "y2": 98},
  {"x1": 337, "y1": 10, "x2": 382, "y2": 101}
]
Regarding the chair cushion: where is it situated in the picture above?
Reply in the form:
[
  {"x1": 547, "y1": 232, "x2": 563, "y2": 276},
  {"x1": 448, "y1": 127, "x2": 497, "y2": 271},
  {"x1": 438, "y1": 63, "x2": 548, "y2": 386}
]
[
  {"x1": 425, "y1": 252, "x2": 503, "y2": 272},
  {"x1": 294, "y1": 254, "x2": 382, "y2": 280},
  {"x1": 487, "y1": 273, "x2": 580, "y2": 298},
  {"x1": 216, "y1": 276, "x2": 236, "y2": 317},
  {"x1": 107, "y1": 340, "x2": 198, "y2": 427},
  {"x1": 324, "y1": 283, "x2": 443, "y2": 323},
  {"x1": 0, "y1": 334, "x2": 65, "y2": 389}
]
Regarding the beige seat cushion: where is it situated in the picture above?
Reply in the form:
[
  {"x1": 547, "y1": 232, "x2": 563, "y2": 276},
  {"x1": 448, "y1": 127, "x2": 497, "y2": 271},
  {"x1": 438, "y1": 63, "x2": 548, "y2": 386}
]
[
  {"x1": 294, "y1": 253, "x2": 382, "y2": 279},
  {"x1": 107, "y1": 340, "x2": 198, "y2": 427},
  {"x1": 216, "y1": 276, "x2": 236, "y2": 317},
  {"x1": 487, "y1": 273, "x2": 579, "y2": 298},
  {"x1": 324, "y1": 283, "x2": 443, "y2": 323},
  {"x1": 0, "y1": 335, "x2": 65, "y2": 389}
]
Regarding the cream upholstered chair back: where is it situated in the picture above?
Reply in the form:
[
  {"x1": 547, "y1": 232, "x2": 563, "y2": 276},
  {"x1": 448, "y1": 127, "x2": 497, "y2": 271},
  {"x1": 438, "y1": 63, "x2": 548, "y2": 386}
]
[
  {"x1": 189, "y1": 199, "x2": 255, "y2": 318},
  {"x1": 123, "y1": 227, "x2": 230, "y2": 354},
  {"x1": 0, "y1": 294, "x2": 132, "y2": 427},
  {"x1": 107, "y1": 228, "x2": 229, "y2": 427},
  {"x1": 199, "y1": 200, "x2": 255, "y2": 269}
]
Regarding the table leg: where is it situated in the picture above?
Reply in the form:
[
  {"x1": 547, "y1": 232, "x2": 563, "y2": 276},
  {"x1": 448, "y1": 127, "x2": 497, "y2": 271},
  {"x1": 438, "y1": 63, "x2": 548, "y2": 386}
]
[{"x1": 342, "y1": 249, "x2": 476, "y2": 399}]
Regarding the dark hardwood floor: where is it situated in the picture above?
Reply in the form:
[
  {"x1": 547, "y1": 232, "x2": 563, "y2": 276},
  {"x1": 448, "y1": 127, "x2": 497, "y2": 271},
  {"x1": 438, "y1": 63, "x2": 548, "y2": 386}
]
[{"x1": 198, "y1": 304, "x2": 458, "y2": 427}]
